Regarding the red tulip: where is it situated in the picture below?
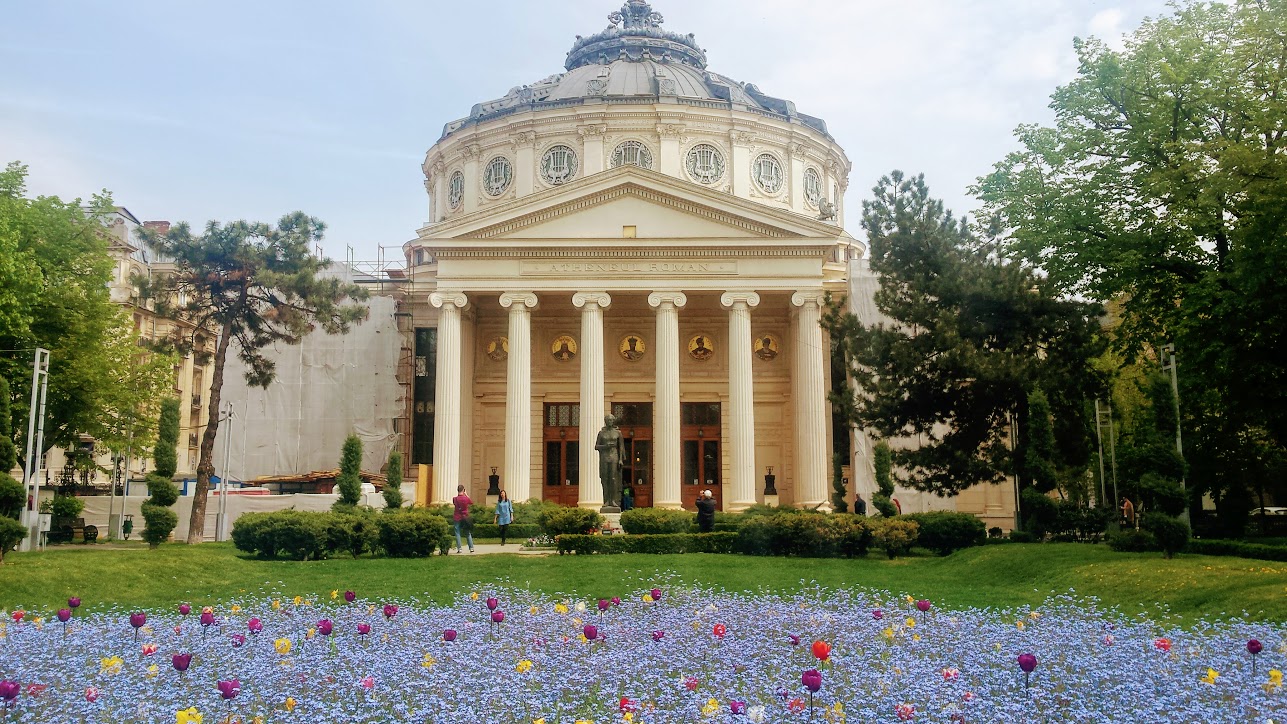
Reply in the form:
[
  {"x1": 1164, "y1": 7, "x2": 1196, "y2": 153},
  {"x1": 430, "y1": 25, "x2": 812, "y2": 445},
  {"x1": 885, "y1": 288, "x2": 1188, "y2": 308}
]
[
  {"x1": 57, "y1": 609, "x2": 71, "y2": 623},
  {"x1": 491, "y1": 610, "x2": 505, "y2": 624},
  {"x1": 317, "y1": 619, "x2": 333, "y2": 636},
  {"x1": 649, "y1": 588, "x2": 662, "y2": 601},
  {"x1": 1248, "y1": 639, "x2": 1263, "y2": 655},
  {"x1": 712, "y1": 623, "x2": 727, "y2": 639},
  {"x1": 652, "y1": 630, "x2": 664, "y2": 642},
  {"x1": 1017, "y1": 653, "x2": 1037, "y2": 688},
  {"x1": 129, "y1": 612, "x2": 146, "y2": 639},
  {"x1": 10, "y1": 611, "x2": 22, "y2": 623},
  {"x1": 811, "y1": 640, "x2": 832, "y2": 661},
  {"x1": 873, "y1": 609, "x2": 883, "y2": 620},
  {"x1": 357, "y1": 623, "x2": 371, "y2": 636},
  {"x1": 84, "y1": 686, "x2": 99, "y2": 702},
  {"x1": 172, "y1": 653, "x2": 192, "y2": 672},
  {"x1": 200, "y1": 612, "x2": 215, "y2": 628},
  {"x1": 597, "y1": 598, "x2": 610, "y2": 611},
  {"x1": 486, "y1": 597, "x2": 499, "y2": 611},
  {"x1": 247, "y1": 618, "x2": 262, "y2": 634},
  {"x1": 230, "y1": 634, "x2": 246, "y2": 647},
  {"x1": 730, "y1": 701, "x2": 746, "y2": 714},
  {"x1": 611, "y1": 596, "x2": 621, "y2": 606},
  {"x1": 0, "y1": 681, "x2": 19, "y2": 703},
  {"x1": 383, "y1": 604, "x2": 398, "y2": 620},
  {"x1": 178, "y1": 604, "x2": 191, "y2": 616},
  {"x1": 216, "y1": 679, "x2": 241, "y2": 700},
  {"x1": 788, "y1": 634, "x2": 801, "y2": 646},
  {"x1": 67, "y1": 597, "x2": 81, "y2": 609}
]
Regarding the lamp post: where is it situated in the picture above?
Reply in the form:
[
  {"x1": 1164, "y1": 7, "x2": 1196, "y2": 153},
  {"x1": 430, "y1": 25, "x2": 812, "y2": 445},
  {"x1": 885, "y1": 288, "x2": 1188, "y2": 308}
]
[
  {"x1": 215, "y1": 401, "x2": 234, "y2": 542},
  {"x1": 1160, "y1": 344, "x2": 1189, "y2": 525}
]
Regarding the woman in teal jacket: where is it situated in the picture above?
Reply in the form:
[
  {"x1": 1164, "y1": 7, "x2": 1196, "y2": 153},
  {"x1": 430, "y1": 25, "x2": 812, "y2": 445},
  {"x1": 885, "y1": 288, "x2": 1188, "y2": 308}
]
[{"x1": 494, "y1": 490, "x2": 514, "y2": 545}]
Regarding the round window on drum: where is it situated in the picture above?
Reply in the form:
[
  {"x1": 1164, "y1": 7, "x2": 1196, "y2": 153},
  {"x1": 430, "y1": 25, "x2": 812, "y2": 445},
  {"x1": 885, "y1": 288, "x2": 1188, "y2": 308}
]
[
  {"x1": 448, "y1": 171, "x2": 465, "y2": 209},
  {"x1": 685, "y1": 143, "x2": 725, "y2": 185},
  {"x1": 803, "y1": 167, "x2": 822, "y2": 206},
  {"x1": 611, "y1": 140, "x2": 654, "y2": 170},
  {"x1": 752, "y1": 153, "x2": 784, "y2": 194},
  {"x1": 483, "y1": 156, "x2": 512, "y2": 196},
  {"x1": 540, "y1": 144, "x2": 579, "y2": 185}
]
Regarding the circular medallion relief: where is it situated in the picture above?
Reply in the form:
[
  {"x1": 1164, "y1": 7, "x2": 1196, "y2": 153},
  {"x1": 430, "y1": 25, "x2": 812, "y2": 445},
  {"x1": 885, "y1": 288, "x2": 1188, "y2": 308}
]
[
  {"x1": 448, "y1": 170, "x2": 464, "y2": 209},
  {"x1": 483, "y1": 155, "x2": 512, "y2": 196},
  {"x1": 611, "y1": 140, "x2": 653, "y2": 170},
  {"x1": 753, "y1": 333, "x2": 779, "y2": 361},
  {"x1": 687, "y1": 334, "x2": 715, "y2": 361},
  {"x1": 685, "y1": 143, "x2": 725, "y2": 185},
  {"x1": 804, "y1": 167, "x2": 822, "y2": 207},
  {"x1": 551, "y1": 335, "x2": 578, "y2": 362},
  {"x1": 486, "y1": 336, "x2": 508, "y2": 362},
  {"x1": 752, "y1": 153, "x2": 784, "y2": 194},
  {"x1": 619, "y1": 334, "x2": 646, "y2": 362},
  {"x1": 540, "y1": 144, "x2": 578, "y2": 185}
]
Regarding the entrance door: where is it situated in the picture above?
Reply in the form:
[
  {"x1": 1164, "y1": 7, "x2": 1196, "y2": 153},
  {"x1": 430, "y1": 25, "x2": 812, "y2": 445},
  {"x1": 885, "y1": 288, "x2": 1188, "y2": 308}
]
[
  {"x1": 681, "y1": 402, "x2": 722, "y2": 510},
  {"x1": 542, "y1": 403, "x2": 580, "y2": 506},
  {"x1": 612, "y1": 403, "x2": 653, "y2": 508}
]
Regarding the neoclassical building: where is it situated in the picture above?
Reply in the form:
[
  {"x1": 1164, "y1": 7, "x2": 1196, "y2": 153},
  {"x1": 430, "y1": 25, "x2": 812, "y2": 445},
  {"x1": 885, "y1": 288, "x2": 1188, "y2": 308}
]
[{"x1": 400, "y1": 1, "x2": 1014, "y2": 526}]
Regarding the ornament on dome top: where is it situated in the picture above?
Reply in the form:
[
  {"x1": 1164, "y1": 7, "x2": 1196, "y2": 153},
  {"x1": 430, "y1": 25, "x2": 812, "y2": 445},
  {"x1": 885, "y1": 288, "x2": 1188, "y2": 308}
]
[{"x1": 609, "y1": 1, "x2": 664, "y2": 30}]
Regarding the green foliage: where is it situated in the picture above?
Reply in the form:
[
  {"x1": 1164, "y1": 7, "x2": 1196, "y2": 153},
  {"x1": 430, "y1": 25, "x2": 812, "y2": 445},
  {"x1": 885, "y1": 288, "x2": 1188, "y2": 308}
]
[
  {"x1": 1023, "y1": 390, "x2": 1057, "y2": 493},
  {"x1": 740, "y1": 503, "x2": 800, "y2": 517},
  {"x1": 0, "y1": 474, "x2": 22, "y2": 520},
  {"x1": 328, "y1": 508, "x2": 380, "y2": 559},
  {"x1": 1020, "y1": 488, "x2": 1058, "y2": 539},
  {"x1": 383, "y1": 451, "x2": 404, "y2": 509},
  {"x1": 1137, "y1": 473, "x2": 1187, "y2": 517},
  {"x1": 0, "y1": 376, "x2": 15, "y2": 473},
  {"x1": 830, "y1": 452, "x2": 848, "y2": 513},
  {"x1": 871, "y1": 517, "x2": 919, "y2": 559},
  {"x1": 872, "y1": 496, "x2": 898, "y2": 518},
  {"x1": 619, "y1": 508, "x2": 694, "y2": 534},
  {"x1": 230, "y1": 510, "x2": 332, "y2": 560},
  {"x1": 1142, "y1": 512, "x2": 1191, "y2": 559},
  {"x1": 469, "y1": 523, "x2": 540, "y2": 540},
  {"x1": 376, "y1": 510, "x2": 450, "y2": 558},
  {"x1": 1106, "y1": 529, "x2": 1159, "y2": 553},
  {"x1": 874, "y1": 442, "x2": 895, "y2": 498},
  {"x1": 49, "y1": 495, "x2": 84, "y2": 521},
  {"x1": 557, "y1": 532, "x2": 738, "y2": 555},
  {"x1": 153, "y1": 399, "x2": 180, "y2": 480},
  {"x1": 145, "y1": 474, "x2": 179, "y2": 507},
  {"x1": 334, "y1": 435, "x2": 363, "y2": 509},
  {"x1": 1185, "y1": 539, "x2": 1287, "y2": 563},
  {"x1": 139, "y1": 503, "x2": 178, "y2": 548},
  {"x1": 537, "y1": 506, "x2": 603, "y2": 536},
  {"x1": 736, "y1": 512, "x2": 870, "y2": 558},
  {"x1": 822, "y1": 172, "x2": 1104, "y2": 495},
  {"x1": 0, "y1": 515, "x2": 26, "y2": 563},
  {"x1": 1051, "y1": 502, "x2": 1112, "y2": 542},
  {"x1": 900, "y1": 511, "x2": 986, "y2": 556}
]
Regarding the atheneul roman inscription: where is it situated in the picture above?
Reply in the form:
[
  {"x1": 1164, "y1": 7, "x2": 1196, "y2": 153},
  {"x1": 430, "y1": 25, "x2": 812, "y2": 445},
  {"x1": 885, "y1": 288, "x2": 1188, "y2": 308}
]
[{"x1": 519, "y1": 260, "x2": 737, "y2": 276}]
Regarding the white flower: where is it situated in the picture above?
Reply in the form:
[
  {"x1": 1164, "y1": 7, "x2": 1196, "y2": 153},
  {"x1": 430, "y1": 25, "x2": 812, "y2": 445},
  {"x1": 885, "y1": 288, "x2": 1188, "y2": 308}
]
[
  {"x1": 574, "y1": 602, "x2": 587, "y2": 613},
  {"x1": 747, "y1": 706, "x2": 767, "y2": 723}
]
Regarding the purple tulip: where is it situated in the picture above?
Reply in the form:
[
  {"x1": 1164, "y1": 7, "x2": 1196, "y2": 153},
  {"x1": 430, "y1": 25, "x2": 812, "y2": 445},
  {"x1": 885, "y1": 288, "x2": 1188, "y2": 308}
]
[
  {"x1": 611, "y1": 596, "x2": 621, "y2": 606},
  {"x1": 67, "y1": 597, "x2": 81, "y2": 609},
  {"x1": 129, "y1": 612, "x2": 146, "y2": 628},
  {"x1": 598, "y1": 598, "x2": 610, "y2": 611},
  {"x1": 57, "y1": 609, "x2": 71, "y2": 623},
  {"x1": 486, "y1": 597, "x2": 499, "y2": 611},
  {"x1": 357, "y1": 623, "x2": 371, "y2": 636},
  {"x1": 230, "y1": 634, "x2": 246, "y2": 647},
  {"x1": 383, "y1": 604, "x2": 398, "y2": 620},
  {"x1": 788, "y1": 634, "x2": 801, "y2": 646},
  {"x1": 178, "y1": 604, "x2": 191, "y2": 616},
  {"x1": 730, "y1": 700, "x2": 747, "y2": 715},
  {"x1": 317, "y1": 619, "x2": 333, "y2": 636},
  {"x1": 649, "y1": 588, "x2": 662, "y2": 601},
  {"x1": 344, "y1": 590, "x2": 356, "y2": 603},
  {"x1": 0, "y1": 681, "x2": 19, "y2": 703},
  {"x1": 443, "y1": 629, "x2": 457, "y2": 642},
  {"x1": 872, "y1": 609, "x2": 883, "y2": 620},
  {"x1": 915, "y1": 599, "x2": 931, "y2": 613},
  {"x1": 247, "y1": 618, "x2": 262, "y2": 634},
  {"x1": 172, "y1": 653, "x2": 192, "y2": 672},
  {"x1": 652, "y1": 630, "x2": 665, "y2": 642},
  {"x1": 801, "y1": 668, "x2": 822, "y2": 693},
  {"x1": 583, "y1": 624, "x2": 598, "y2": 641},
  {"x1": 1017, "y1": 653, "x2": 1038, "y2": 673},
  {"x1": 216, "y1": 679, "x2": 241, "y2": 700},
  {"x1": 1248, "y1": 639, "x2": 1263, "y2": 655},
  {"x1": 199, "y1": 612, "x2": 215, "y2": 628},
  {"x1": 491, "y1": 610, "x2": 505, "y2": 624}
]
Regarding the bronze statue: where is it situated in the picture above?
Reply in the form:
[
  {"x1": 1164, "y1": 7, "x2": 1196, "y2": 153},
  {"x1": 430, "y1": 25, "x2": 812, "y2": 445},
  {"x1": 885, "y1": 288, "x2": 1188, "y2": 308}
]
[{"x1": 595, "y1": 414, "x2": 626, "y2": 511}]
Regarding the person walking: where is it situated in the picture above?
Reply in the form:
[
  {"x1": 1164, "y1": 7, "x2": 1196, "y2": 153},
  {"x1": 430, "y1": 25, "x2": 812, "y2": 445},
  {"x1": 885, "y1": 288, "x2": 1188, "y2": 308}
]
[
  {"x1": 695, "y1": 488, "x2": 716, "y2": 533},
  {"x1": 452, "y1": 484, "x2": 474, "y2": 553},
  {"x1": 494, "y1": 490, "x2": 514, "y2": 546}
]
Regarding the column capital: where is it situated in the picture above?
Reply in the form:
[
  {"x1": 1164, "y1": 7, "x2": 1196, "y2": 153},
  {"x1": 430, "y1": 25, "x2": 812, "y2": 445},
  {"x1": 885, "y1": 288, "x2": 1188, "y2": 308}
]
[
  {"x1": 430, "y1": 291, "x2": 469, "y2": 309},
  {"x1": 572, "y1": 291, "x2": 612, "y2": 309},
  {"x1": 499, "y1": 291, "x2": 539, "y2": 310},
  {"x1": 720, "y1": 291, "x2": 761, "y2": 309},
  {"x1": 647, "y1": 291, "x2": 688, "y2": 309},
  {"x1": 791, "y1": 289, "x2": 827, "y2": 308}
]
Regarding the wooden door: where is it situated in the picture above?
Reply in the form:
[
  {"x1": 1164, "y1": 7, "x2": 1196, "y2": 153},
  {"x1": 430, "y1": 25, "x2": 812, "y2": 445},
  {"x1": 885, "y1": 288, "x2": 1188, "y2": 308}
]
[
  {"x1": 613, "y1": 403, "x2": 653, "y2": 508},
  {"x1": 542, "y1": 403, "x2": 580, "y2": 507},
  {"x1": 680, "y1": 402, "x2": 722, "y2": 511}
]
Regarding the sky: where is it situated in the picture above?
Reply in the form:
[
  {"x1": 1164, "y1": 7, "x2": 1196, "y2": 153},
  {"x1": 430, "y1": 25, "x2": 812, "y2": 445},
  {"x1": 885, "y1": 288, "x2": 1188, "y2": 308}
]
[{"x1": 0, "y1": 0, "x2": 1172, "y2": 263}]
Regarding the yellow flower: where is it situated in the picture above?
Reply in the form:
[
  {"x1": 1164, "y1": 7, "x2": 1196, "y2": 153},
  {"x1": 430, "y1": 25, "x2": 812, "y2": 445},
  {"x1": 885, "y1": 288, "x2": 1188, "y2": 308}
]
[
  {"x1": 642, "y1": 594, "x2": 654, "y2": 603},
  {"x1": 251, "y1": 717, "x2": 265, "y2": 724},
  {"x1": 905, "y1": 595, "x2": 914, "y2": 604},
  {"x1": 271, "y1": 599, "x2": 281, "y2": 611},
  {"x1": 471, "y1": 591, "x2": 480, "y2": 601},
  {"x1": 176, "y1": 707, "x2": 203, "y2": 724},
  {"x1": 530, "y1": 605, "x2": 540, "y2": 615},
  {"x1": 533, "y1": 719, "x2": 546, "y2": 724},
  {"x1": 516, "y1": 659, "x2": 533, "y2": 673},
  {"x1": 422, "y1": 654, "x2": 436, "y2": 669},
  {"x1": 1029, "y1": 611, "x2": 1041, "y2": 620},
  {"x1": 330, "y1": 590, "x2": 339, "y2": 600},
  {"x1": 306, "y1": 628, "x2": 316, "y2": 640},
  {"x1": 284, "y1": 697, "x2": 297, "y2": 712},
  {"x1": 905, "y1": 617, "x2": 916, "y2": 628},
  {"x1": 99, "y1": 656, "x2": 124, "y2": 674},
  {"x1": 1200, "y1": 668, "x2": 1219, "y2": 685},
  {"x1": 1016, "y1": 620, "x2": 1026, "y2": 630},
  {"x1": 1267, "y1": 669, "x2": 1283, "y2": 692},
  {"x1": 825, "y1": 702, "x2": 846, "y2": 723},
  {"x1": 555, "y1": 603, "x2": 569, "y2": 615},
  {"x1": 701, "y1": 698, "x2": 720, "y2": 716},
  {"x1": 573, "y1": 617, "x2": 583, "y2": 626},
  {"x1": 230, "y1": 604, "x2": 242, "y2": 614},
  {"x1": 274, "y1": 638, "x2": 292, "y2": 655},
  {"x1": 912, "y1": 633, "x2": 921, "y2": 641},
  {"x1": 624, "y1": 714, "x2": 634, "y2": 723},
  {"x1": 146, "y1": 663, "x2": 159, "y2": 678},
  {"x1": 574, "y1": 720, "x2": 594, "y2": 724},
  {"x1": 293, "y1": 595, "x2": 302, "y2": 606},
  {"x1": 882, "y1": 627, "x2": 895, "y2": 640}
]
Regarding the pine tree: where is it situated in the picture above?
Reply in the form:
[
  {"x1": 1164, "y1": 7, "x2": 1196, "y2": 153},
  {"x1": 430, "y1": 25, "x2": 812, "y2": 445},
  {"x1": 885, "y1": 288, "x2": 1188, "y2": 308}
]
[
  {"x1": 335, "y1": 435, "x2": 363, "y2": 508},
  {"x1": 153, "y1": 399, "x2": 179, "y2": 480},
  {"x1": 830, "y1": 452, "x2": 848, "y2": 513},
  {"x1": 383, "y1": 451, "x2": 404, "y2": 509}
]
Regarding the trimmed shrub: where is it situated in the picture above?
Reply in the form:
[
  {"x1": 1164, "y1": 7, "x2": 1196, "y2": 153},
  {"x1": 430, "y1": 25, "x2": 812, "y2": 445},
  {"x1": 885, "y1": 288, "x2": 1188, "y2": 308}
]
[
  {"x1": 153, "y1": 399, "x2": 180, "y2": 479},
  {"x1": 1185, "y1": 539, "x2": 1287, "y2": 562},
  {"x1": 1106, "y1": 528, "x2": 1159, "y2": 553},
  {"x1": 735, "y1": 513, "x2": 870, "y2": 558},
  {"x1": 470, "y1": 523, "x2": 540, "y2": 540},
  {"x1": 146, "y1": 474, "x2": 180, "y2": 507},
  {"x1": 620, "y1": 508, "x2": 694, "y2": 534},
  {"x1": 328, "y1": 508, "x2": 379, "y2": 558},
  {"x1": 901, "y1": 511, "x2": 986, "y2": 556},
  {"x1": 988, "y1": 526, "x2": 1004, "y2": 539},
  {"x1": 1138, "y1": 473, "x2": 1187, "y2": 517},
  {"x1": 1021, "y1": 488, "x2": 1058, "y2": 539},
  {"x1": 538, "y1": 506, "x2": 602, "y2": 536},
  {"x1": 383, "y1": 451, "x2": 404, "y2": 509},
  {"x1": 1051, "y1": 503, "x2": 1112, "y2": 542},
  {"x1": 1008, "y1": 530, "x2": 1038, "y2": 543},
  {"x1": 0, "y1": 515, "x2": 26, "y2": 562},
  {"x1": 557, "y1": 532, "x2": 738, "y2": 555},
  {"x1": 230, "y1": 510, "x2": 331, "y2": 560},
  {"x1": 231, "y1": 512, "x2": 272, "y2": 557},
  {"x1": 871, "y1": 517, "x2": 919, "y2": 559},
  {"x1": 334, "y1": 435, "x2": 363, "y2": 509},
  {"x1": 1142, "y1": 512, "x2": 1190, "y2": 559},
  {"x1": 49, "y1": 494, "x2": 84, "y2": 521},
  {"x1": 0, "y1": 474, "x2": 24, "y2": 520},
  {"x1": 377, "y1": 510, "x2": 450, "y2": 558},
  {"x1": 872, "y1": 495, "x2": 899, "y2": 518},
  {"x1": 140, "y1": 504, "x2": 178, "y2": 548},
  {"x1": 741, "y1": 503, "x2": 800, "y2": 517}
]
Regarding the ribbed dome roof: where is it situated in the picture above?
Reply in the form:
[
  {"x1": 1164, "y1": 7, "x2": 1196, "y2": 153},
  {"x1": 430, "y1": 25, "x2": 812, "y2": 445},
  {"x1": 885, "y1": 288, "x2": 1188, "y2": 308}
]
[{"x1": 439, "y1": 2, "x2": 830, "y2": 140}]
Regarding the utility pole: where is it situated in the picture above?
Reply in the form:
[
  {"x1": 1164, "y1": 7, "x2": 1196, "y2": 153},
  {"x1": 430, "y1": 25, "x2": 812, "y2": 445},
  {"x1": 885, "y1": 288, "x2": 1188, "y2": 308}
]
[
  {"x1": 216, "y1": 401, "x2": 234, "y2": 542},
  {"x1": 1094, "y1": 399, "x2": 1108, "y2": 508},
  {"x1": 19, "y1": 348, "x2": 50, "y2": 552},
  {"x1": 1161, "y1": 343, "x2": 1189, "y2": 525}
]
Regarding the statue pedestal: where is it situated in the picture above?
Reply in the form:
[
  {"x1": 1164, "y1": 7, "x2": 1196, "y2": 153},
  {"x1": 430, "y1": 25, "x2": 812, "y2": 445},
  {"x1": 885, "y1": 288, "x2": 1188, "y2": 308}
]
[
  {"x1": 763, "y1": 494, "x2": 780, "y2": 507},
  {"x1": 599, "y1": 511, "x2": 623, "y2": 534},
  {"x1": 486, "y1": 494, "x2": 499, "y2": 506}
]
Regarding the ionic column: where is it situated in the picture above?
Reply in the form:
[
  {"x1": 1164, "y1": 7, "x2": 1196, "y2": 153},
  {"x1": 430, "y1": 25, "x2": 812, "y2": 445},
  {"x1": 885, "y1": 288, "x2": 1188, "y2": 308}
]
[
  {"x1": 430, "y1": 291, "x2": 469, "y2": 504},
  {"x1": 648, "y1": 291, "x2": 687, "y2": 509},
  {"x1": 721, "y1": 291, "x2": 760, "y2": 511},
  {"x1": 500, "y1": 292, "x2": 539, "y2": 502},
  {"x1": 573, "y1": 291, "x2": 611, "y2": 509},
  {"x1": 793, "y1": 290, "x2": 830, "y2": 510}
]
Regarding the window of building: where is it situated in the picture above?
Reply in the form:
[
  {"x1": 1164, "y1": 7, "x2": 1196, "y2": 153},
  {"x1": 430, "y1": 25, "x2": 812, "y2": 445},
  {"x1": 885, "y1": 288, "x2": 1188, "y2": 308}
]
[
  {"x1": 611, "y1": 140, "x2": 653, "y2": 169},
  {"x1": 752, "y1": 153, "x2": 784, "y2": 194},
  {"x1": 685, "y1": 144, "x2": 725, "y2": 184},
  {"x1": 483, "y1": 156, "x2": 512, "y2": 196}
]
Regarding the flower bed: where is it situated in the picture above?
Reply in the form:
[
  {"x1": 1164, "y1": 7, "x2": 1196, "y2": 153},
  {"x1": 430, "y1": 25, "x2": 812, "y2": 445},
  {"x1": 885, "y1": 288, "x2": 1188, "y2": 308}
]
[{"x1": 0, "y1": 586, "x2": 1283, "y2": 722}]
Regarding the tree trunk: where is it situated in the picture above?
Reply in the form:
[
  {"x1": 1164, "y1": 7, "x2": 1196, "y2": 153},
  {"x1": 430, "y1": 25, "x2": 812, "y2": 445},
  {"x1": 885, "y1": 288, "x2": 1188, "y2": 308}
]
[{"x1": 185, "y1": 322, "x2": 233, "y2": 545}]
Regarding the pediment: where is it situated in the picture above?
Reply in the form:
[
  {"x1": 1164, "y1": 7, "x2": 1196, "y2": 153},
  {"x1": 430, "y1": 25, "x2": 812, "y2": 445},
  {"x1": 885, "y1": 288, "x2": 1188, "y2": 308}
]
[{"x1": 426, "y1": 166, "x2": 841, "y2": 241}]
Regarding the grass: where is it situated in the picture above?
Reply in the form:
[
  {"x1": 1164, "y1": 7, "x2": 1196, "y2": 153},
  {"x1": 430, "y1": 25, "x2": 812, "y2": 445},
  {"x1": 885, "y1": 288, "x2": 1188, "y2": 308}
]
[{"x1": 2, "y1": 543, "x2": 1285, "y2": 623}]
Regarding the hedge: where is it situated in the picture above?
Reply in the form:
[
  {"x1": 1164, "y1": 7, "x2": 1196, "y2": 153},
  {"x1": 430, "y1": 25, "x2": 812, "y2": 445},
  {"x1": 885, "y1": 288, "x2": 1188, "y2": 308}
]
[
  {"x1": 871, "y1": 518, "x2": 919, "y2": 559},
  {"x1": 736, "y1": 513, "x2": 870, "y2": 558},
  {"x1": 620, "y1": 508, "x2": 693, "y2": 534},
  {"x1": 1106, "y1": 529, "x2": 1159, "y2": 553},
  {"x1": 1142, "y1": 512, "x2": 1190, "y2": 559},
  {"x1": 900, "y1": 511, "x2": 985, "y2": 556},
  {"x1": 557, "y1": 532, "x2": 737, "y2": 555},
  {"x1": 537, "y1": 506, "x2": 603, "y2": 536},
  {"x1": 1184, "y1": 539, "x2": 1287, "y2": 562},
  {"x1": 231, "y1": 509, "x2": 450, "y2": 559},
  {"x1": 376, "y1": 511, "x2": 451, "y2": 558}
]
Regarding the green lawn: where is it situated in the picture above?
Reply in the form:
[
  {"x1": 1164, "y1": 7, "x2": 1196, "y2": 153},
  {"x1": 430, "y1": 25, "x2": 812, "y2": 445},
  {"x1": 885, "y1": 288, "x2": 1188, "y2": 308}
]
[{"x1": 3, "y1": 543, "x2": 1285, "y2": 623}]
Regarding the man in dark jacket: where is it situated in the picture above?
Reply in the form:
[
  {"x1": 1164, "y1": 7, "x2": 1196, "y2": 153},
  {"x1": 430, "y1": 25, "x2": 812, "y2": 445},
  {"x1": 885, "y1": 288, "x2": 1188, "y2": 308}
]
[{"x1": 695, "y1": 489, "x2": 716, "y2": 532}]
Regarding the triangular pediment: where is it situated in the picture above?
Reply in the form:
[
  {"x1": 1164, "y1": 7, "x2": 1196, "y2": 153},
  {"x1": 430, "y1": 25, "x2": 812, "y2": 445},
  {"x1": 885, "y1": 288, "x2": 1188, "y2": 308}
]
[{"x1": 423, "y1": 166, "x2": 841, "y2": 241}]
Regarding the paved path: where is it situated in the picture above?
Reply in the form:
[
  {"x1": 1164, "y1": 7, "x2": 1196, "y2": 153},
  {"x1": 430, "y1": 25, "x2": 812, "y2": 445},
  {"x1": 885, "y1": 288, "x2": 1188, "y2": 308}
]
[{"x1": 448, "y1": 543, "x2": 554, "y2": 556}]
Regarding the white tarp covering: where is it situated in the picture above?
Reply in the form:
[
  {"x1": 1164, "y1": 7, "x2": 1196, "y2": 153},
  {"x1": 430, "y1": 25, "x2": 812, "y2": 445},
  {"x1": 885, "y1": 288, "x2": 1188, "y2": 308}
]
[{"x1": 212, "y1": 291, "x2": 405, "y2": 483}]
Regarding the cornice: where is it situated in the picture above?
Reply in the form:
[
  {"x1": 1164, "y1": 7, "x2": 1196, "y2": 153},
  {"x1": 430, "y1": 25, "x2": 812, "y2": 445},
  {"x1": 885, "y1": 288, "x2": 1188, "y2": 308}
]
[{"x1": 432, "y1": 246, "x2": 833, "y2": 259}]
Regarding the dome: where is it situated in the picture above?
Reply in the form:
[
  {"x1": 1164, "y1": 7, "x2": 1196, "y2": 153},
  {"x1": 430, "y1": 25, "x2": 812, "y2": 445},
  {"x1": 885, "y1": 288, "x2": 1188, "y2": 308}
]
[{"x1": 440, "y1": 1, "x2": 829, "y2": 140}]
